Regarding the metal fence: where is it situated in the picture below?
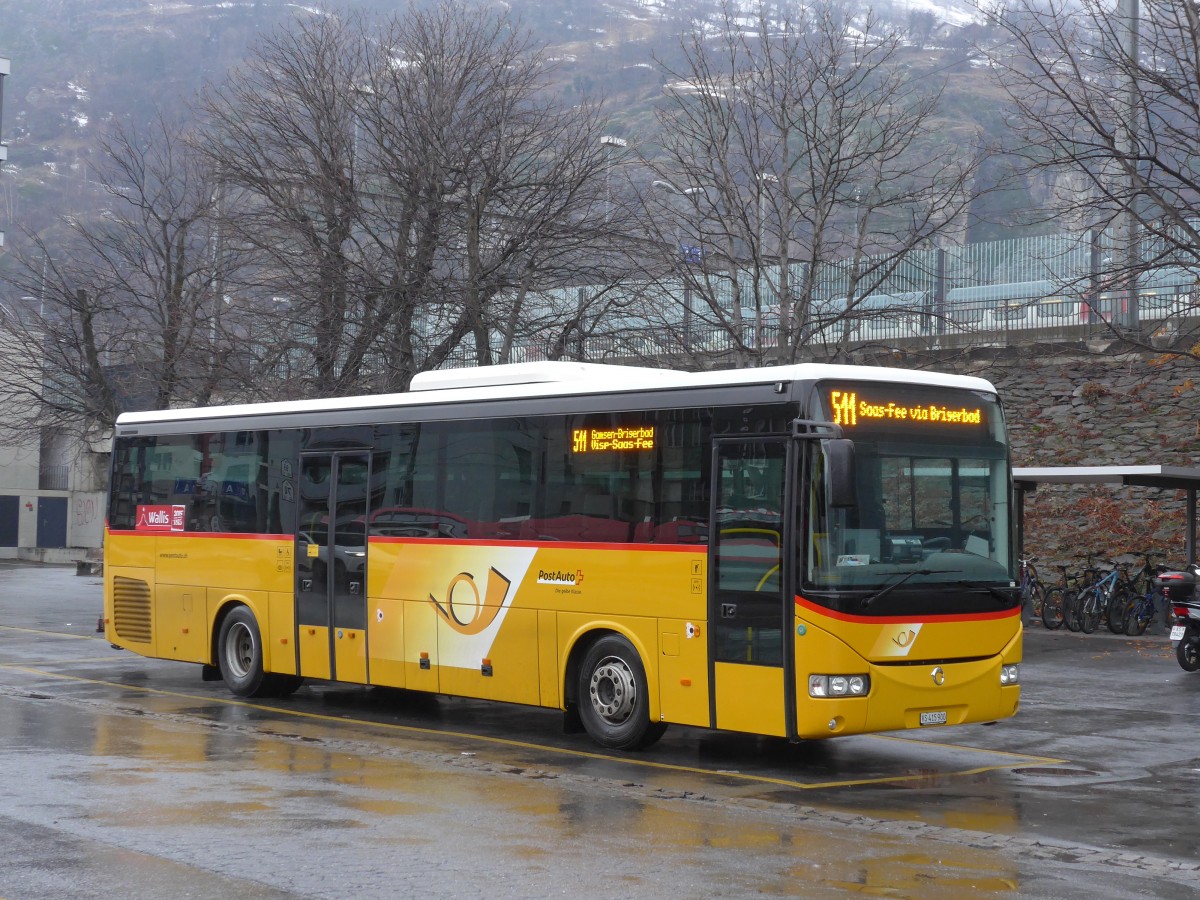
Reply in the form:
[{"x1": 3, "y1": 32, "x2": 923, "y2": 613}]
[
  {"x1": 39, "y1": 465, "x2": 69, "y2": 491},
  {"x1": 431, "y1": 225, "x2": 1200, "y2": 368}
]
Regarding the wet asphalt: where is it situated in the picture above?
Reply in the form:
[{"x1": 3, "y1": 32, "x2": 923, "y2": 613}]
[{"x1": 2, "y1": 560, "x2": 1199, "y2": 899}]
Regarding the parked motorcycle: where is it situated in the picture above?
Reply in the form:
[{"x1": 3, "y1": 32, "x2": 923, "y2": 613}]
[{"x1": 1156, "y1": 566, "x2": 1200, "y2": 672}]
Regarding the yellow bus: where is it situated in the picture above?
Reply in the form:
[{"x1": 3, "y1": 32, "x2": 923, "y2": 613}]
[{"x1": 103, "y1": 361, "x2": 1020, "y2": 750}]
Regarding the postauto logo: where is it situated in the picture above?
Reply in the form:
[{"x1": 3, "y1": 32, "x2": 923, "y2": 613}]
[{"x1": 537, "y1": 568, "x2": 584, "y2": 586}]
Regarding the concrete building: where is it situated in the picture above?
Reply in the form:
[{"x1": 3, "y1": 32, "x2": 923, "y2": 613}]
[
  {"x1": 0, "y1": 430, "x2": 107, "y2": 564},
  {"x1": 0, "y1": 54, "x2": 105, "y2": 563},
  {"x1": 0, "y1": 323, "x2": 107, "y2": 563}
]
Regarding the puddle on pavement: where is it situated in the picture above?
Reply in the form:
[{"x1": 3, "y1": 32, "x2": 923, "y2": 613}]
[{"x1": 816, "y1": 850, "x2": 1019, "y2": 896}]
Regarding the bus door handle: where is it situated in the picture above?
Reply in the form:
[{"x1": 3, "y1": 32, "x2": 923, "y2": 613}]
[{"x1": 721, "y1": 603, "x2": 737, "y2": 618}]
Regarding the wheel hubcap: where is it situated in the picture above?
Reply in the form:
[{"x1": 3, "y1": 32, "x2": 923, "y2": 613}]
[
  {"x1": 226, "y1": 623, "x2": 253, "y2": 678},
  {"x1": 589, "y1": 656, "x2": 636, "y2": 724}
]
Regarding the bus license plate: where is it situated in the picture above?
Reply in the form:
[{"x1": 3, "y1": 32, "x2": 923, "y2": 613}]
[
  {"x1": 1170, "y1": 625, "x2": 1185, "y2": 642},
  {"x1": 919, "y1": 711, "x2": 947, "y2": 726}
]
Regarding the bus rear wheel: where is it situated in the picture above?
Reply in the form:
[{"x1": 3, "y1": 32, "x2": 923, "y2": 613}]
[
  {"x1": 217, "y1": 605, "x2": 272, "y2": 698},
  {"x1": 578, "y1": 634, "x2": 666, "y2": 751}
]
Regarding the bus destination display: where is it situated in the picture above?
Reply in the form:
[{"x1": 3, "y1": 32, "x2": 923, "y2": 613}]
[
  {"x1": 828, "y1": 388, "x2": 984, "y2": 429},
  {"x1": 572, "y1": 425, "x2": 656, "y2": 453}
]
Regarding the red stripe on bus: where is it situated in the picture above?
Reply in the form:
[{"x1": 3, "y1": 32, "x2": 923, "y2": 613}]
[
  {"x1": 367, "y1": 536, "x2": 703, "y2": 552},
  {"x1": 795, "y1": 593, "x2": 1020, "y2": 624},
  {"x1": 106, "y1": 530, "x2": 292, "y2": 541}
]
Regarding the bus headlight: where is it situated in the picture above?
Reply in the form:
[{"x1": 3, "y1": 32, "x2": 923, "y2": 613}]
[
  {"x1": 1000, "y1": 664, "x2": 1020, "y2": 685},
  {"x1": 809, "y1": 674, "x2": 870, "y2": 697}
]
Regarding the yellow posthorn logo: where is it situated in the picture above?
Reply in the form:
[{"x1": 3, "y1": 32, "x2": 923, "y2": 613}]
[
  {"x1": 870, "y1": 623, "x2": 923, "y2": 658},
  {"x1": 430, "y1": 568, "x2": 513, "y2": 636},
  {"x1": 892, "y1": 628, "x2": 918, "y2": 649}
]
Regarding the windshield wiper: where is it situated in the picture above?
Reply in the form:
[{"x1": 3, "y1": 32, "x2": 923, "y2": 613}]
[
  {"x1": 860, "y1": 568, "x2": 962, "y2": 609},
  {"x1": 957, "y1": 580, "x2": 1020, "y2": 605}
]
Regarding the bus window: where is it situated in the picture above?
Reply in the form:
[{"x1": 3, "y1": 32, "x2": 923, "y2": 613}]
[
  {"x1": 378, "y1": 420, "x2": 536, "y2": 539},
  {"x1": 713, "y1": 440, "x2": 786, "y2": 665},
  {"x1": 109, "y1": 431, "x2": 296, "y2": 535}
]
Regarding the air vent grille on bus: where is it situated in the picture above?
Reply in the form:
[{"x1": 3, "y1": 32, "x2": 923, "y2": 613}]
[{"x1": 113, "y1": 576, "x2": 152, "y2": 644}]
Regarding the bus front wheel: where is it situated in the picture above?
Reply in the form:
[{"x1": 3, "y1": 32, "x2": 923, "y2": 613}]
[
  {"x1": 577, "y1": 634, "x2": 666, "y2": 751},
  {"x1": 217, "y1": 606, "x2": 271, "y2": 697}
]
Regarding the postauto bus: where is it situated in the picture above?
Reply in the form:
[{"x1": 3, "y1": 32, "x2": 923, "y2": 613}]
[{"x1": 103, "y1": 362, "x2": 1021, "y2": 750}]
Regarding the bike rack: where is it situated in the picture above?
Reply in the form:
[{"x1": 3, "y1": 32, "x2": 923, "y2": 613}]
[{"x1": 1013, "y1": 465, "x2": 1200, "y2": 564}]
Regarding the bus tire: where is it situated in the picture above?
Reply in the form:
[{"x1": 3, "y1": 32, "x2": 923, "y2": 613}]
[
  {"x1": 217, "y1": 605, "x2": 270, "y2": 698},
  {"x1": 578, "y1": 634, "x2": 665, "y2": 751}
]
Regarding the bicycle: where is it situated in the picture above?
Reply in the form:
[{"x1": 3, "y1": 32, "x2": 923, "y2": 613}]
[
  {"x1": 1103, "y1": 560, "x2": 1139, "y2": 634},
  {"x1": 1097, "y1": 552, "x2": 1155, "y2": 630},
  {"x1": 1121, "y1": 553, "x2": 1173, "y2": 636},
  {"x1": 1067, "y1": 563, "x2": 1120, "y2": 634},
  {"x1": 1045, "y1": 556, "x2": 1101, "y2": 631},
  {"x1": 1019, "y1": 555, "x2": 1044, "y2": 624},
  {"x1": 1042, "y1": 564, "x2": 1075, "y2": 630}
]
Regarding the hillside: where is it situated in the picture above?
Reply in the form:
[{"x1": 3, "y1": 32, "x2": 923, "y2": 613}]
[{"x1": 0, "y1": 0, "x2": 1017, "y2": 249}]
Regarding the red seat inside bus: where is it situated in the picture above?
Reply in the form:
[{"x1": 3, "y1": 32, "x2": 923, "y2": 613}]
[{"x1": 519, "y1": 515, "x2": 631, "y2": 543}]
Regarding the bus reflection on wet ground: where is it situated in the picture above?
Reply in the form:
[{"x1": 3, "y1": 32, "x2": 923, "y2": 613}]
[{"x1": 2, "y1": 563, "x2": 1198, "y2": 898}]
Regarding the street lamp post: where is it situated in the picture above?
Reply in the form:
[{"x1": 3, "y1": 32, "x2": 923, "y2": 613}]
[
  {"x1": 754, "y1": 173, "x2": 779, "y2": 353},
  {"x1": 600, "y1": 135, "x2": 626, "y2": 224},
  {"x1": 0, "y1": 56, "x2": 10, "y2": 249},
  {"x1": 651, "y1": 179, "x2": 705, "y2": 262},
  {"x1": 651, "y1": 178, "x2": 708, "y2": 351}
]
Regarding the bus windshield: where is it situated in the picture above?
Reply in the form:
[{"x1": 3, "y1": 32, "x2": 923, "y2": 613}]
[{"x1": 807, "y1": 382, "x2": 1011, "y2": 595}]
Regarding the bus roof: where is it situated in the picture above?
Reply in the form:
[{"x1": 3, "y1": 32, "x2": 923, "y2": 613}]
[{"x1": 115, "y1": 361, "x2": 998, "y2": 427}]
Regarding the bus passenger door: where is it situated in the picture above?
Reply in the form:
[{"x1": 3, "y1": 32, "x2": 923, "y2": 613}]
[
  {"x1": 296, "y1": 452, "x2": 370, "y2": 684},
  {"x1": 709, "y1": 439, "x2": 794, "y2": 737}
]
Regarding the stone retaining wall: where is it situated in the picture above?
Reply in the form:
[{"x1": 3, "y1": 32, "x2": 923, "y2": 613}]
[{"x1": 956, "y1": 351, "x2": 1200, "y2": 570}]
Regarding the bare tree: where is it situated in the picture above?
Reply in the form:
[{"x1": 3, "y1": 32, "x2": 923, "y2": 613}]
[
  {"x1": 981, "y1": 0, "x2": 1200, "y2": 355},
  {"x1": 0, "y1": 112, "x2": 223, "y2": 442},
  {"x1": 356, "y1": 1, "x2": 626, "y2": 382},
  {"x1": 640, "y1": 0, "x2": 980, "y2": 366},
  {"x1": 197, "y1": 11, "x2": 372, "y2": 400},
  {"x1": 199, "y1": 2, "x2": 626, "y2": 395}
]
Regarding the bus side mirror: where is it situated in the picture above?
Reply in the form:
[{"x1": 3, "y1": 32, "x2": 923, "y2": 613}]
[{"x1": 826, "y1": 439, "x2": 857, "y2": 508}]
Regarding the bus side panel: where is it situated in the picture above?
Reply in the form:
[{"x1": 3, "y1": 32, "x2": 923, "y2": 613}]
[
  {"x1": 374, "y1": 541, "x2": 543, "y2": 697},
  {"x1": 367, "y1": 596, "x2": 406, "y2": 688},
  {"x1": 371, "y1": 540, "x2": 702, "y2": 714},
  {"x1": 154, "y1": 584, "x2": 208, "y2": 663},
  {"x1": 297, "y1": 625, "x2": 331, "y2": 680},
  {"x1": 518, "y1": 545, "x2": 707, "y2": 621},
  {"x1": 403, "y1": 599, "x2": 440, "y2": 692},
  {"x1": 657, "y1": 620, "x2": 711, "y2": 727},
  {"x1": 537, "y1": 610, "x2": 560, "y2": 707},
  {"x1": 713, "y1": 662, "x2": 787, "y2": 736},
  {"x1": 334, "y1": 627, "x2": 368, "y2": 685},
  {"x1": 154, "y1": 535, "x2": 292, "y2": 594},
  {"x1": 104, "y1": 530, "x2": 157, "y2": 569},
  {"x1": 439, "y1": 607, "x2": 540, "y2": 705},
  {"x1": 104, "y1": 530, "x2": 158, "y2": 653},
  {"x1": 267, "y1": 591, "x2": 297, "y2": 676}
]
